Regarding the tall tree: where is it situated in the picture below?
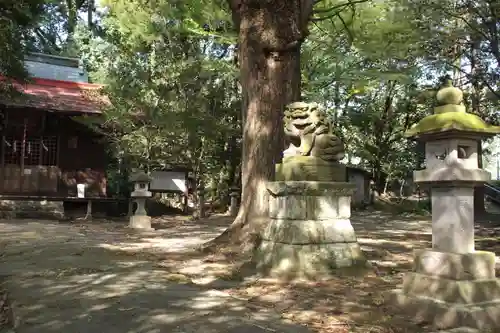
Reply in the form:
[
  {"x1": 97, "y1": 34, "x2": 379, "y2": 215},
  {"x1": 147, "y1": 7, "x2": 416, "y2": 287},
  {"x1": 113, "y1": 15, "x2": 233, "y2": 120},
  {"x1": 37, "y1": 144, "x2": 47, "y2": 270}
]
[
  {"x1": 215, "y1": 0, "x2": 309, "y2": 245},
  {"x1": 209, "y1": 0, "x2": 371, "y2": 248}
]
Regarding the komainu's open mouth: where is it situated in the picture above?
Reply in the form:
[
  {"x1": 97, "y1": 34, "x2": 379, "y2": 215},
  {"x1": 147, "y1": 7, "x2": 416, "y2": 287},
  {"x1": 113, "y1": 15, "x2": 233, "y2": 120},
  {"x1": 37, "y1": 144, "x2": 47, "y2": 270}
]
[{"x1": 293, "y1": 123, "x2": 309, "y2": 130}]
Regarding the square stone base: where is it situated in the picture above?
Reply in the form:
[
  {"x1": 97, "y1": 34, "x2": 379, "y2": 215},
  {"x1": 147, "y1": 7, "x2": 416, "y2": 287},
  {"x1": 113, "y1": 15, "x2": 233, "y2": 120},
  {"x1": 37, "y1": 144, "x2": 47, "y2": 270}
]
[
  {"x1": 389, "y1": 290, "x2": 500, "y2": 330},
  {"x1": 388, "y1": 249, "x2": 500, "y2": 330},
  {"x1": 129, "y1": 215, "x2": 153, "y2": 230},
  {"x1": 255, "y1": 240, "x2": 367, "y2": 281},
  {"x1": 429, "y1": 328, "x2": 480, "y2": 333}
]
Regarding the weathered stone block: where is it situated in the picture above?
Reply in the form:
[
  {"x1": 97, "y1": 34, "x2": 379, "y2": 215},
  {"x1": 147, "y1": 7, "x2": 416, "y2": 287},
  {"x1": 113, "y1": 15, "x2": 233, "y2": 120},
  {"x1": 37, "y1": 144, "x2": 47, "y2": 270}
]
[
  {"x1": 275, "y1": 156, "x2": 346, "y2": 182},
  {"x1": 306, "y1": 195, "x2": 338, "y2": 219},
  {"x1": 129, "y1": 215, "x2": 153, "y2": 230},
  {"x1": 255, "y1": 240, "x2": 366, "y2": 280},
  {"x1": 261, "y1": 218, "x2": 357, "y2": 244},
  {"x1": 414, "y1": 168, "x2": 490, "y2": 184},
  {"x1": 0, "y1": 199, "x2": 64, "y2": 219},
  {"x1": 413, "y1": 250, "x2": 496, "y2": 280},
  {"x1": 429, "y1": 329, "x2": 479, "y2": 333},
  {"x1": 337, "y1": 196, "x2": 351, "y2": 218},
  {"x1": 268, "y1": 182, "x2": 355, "y2": 220},
  {"x1": 267, "y1": 181, "x2": 356, "y2": 197},
  {"x1": 431, "y1": 187, "x2": 475, "y2": 253},
  {"x1": 269, "y1": 195, "x2": 307, "y2": 220},
  {"x1": 389, "y1": 290, "x2": 500, "y2": 330},
  {"x1": 402, "y1": 272, "x2": 500, "y2": 304}
]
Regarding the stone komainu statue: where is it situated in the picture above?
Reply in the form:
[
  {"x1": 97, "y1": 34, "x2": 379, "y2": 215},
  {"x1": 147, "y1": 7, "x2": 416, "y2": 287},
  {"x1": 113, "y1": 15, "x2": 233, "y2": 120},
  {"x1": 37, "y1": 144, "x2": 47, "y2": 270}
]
[{"x1": 283, "y1": 102, "x2": 345, "y2": 162}]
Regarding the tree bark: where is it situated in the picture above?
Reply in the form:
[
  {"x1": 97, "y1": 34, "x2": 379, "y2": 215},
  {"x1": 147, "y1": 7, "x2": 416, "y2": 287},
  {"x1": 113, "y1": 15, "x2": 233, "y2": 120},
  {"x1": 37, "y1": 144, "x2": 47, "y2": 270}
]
[
  {"x1": 205, "y1": 0, "x2": 305, "y2": 250},
  {"x1": 469, "y1": 36, "x2": 486, "y2": 216},
  {"x1": 87, "y1": 0, "x2": 94, "y2": 29},
  {"x1": 474, "y1": 141, "x2": 486, "y2": 215},
  {"x1": 66, "y1": 0, "x2": 77, "y2": 36}
]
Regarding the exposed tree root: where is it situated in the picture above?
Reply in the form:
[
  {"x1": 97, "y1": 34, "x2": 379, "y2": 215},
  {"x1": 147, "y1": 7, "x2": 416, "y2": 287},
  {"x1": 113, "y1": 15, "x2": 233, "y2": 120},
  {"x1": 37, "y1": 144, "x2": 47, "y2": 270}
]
[{"x1": 200, "y1": 209, "x2": 266, "y2": 255}]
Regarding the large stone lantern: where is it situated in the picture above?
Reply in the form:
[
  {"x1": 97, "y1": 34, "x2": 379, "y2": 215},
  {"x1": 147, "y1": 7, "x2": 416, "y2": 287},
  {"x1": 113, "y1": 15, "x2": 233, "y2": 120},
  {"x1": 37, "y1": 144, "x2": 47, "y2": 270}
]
[{"x1": 391, "y1": 79, "x2": 500, "y2": 331}]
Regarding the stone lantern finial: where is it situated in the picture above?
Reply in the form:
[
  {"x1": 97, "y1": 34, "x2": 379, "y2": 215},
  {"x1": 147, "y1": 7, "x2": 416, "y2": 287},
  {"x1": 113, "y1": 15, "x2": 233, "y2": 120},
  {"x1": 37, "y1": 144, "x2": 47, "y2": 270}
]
[{"x1": 434, "y1": 80, "x2": 465, "y2": 114}]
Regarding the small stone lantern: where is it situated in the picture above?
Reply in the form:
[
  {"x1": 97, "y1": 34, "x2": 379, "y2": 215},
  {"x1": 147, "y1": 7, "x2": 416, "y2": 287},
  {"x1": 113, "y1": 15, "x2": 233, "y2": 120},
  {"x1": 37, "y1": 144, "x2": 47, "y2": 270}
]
[
  {"x1": 129, "y1": 171, "x2": 153, "y2": 230},
  {"x1": 391, "y1": 79, "x2": 500, "y2": 331},
  {"x1": 229, "y1": 186, "x2": 240, "y2": 217}
]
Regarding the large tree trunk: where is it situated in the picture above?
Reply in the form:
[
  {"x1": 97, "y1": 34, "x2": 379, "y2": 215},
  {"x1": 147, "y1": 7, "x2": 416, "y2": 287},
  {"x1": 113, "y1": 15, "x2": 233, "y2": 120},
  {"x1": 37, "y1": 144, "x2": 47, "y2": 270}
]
[
  {"x1": 205, "y1": 0, "x2": 311, "y2": 250},
  {"x1": 470, "y1": 37, "x2": 486, "y2": 216}
]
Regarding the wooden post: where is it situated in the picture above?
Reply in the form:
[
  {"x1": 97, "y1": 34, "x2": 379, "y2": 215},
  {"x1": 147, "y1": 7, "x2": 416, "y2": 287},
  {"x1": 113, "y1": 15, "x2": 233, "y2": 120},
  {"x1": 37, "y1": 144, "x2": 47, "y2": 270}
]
[
  {"x1": 56, "y1": 135, "x2": 61, "y2": 194},
  {"x1": 183, "y1": 170, "x2": 188, "y2": 214},
  {"x1": 84, "y1": 200, "x2": 92, "y2": 220},
  {"x1": 229, "y1": 186, "x2": 240, "y2": 217},
  {"x1": 0, "y1": 135, "x2": 4, "y2": 193},
  {"x1": 197, "y1": 184, "x2": 205, "y2": 218},
  {"x1": 1, "y1": 135, "x2": 4, "y2": 167},
  {"x1": 19, "y1": 120, "x2": 27, "y2": 192}
]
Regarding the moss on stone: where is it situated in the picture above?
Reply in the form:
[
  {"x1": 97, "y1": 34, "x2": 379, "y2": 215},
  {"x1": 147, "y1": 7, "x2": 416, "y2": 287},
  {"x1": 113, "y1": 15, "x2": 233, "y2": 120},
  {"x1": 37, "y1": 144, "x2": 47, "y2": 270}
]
[
  {"x1": 405, "y1": 111, "x2": 500, "y2": 138},
  {"x1": 276, "y1": 156, "x2": 346, "y2": 182}
]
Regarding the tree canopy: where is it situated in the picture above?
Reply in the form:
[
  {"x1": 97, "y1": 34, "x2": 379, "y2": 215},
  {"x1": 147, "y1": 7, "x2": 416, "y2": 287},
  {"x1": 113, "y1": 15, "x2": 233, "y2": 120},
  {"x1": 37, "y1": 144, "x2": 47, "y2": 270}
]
[{"x1": 3, "y1": 0, "x2": 499, "y2": 236}]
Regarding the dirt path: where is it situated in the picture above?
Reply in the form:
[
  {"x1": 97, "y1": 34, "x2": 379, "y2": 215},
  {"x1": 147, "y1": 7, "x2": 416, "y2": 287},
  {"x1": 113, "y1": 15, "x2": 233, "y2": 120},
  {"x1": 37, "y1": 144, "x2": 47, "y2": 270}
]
[
  {"x1": 0, "y1": 216, "x2": 309, "y2": 333},
  {"x1": 0, "y1": 212, "x2": 498, "y2": 333}
]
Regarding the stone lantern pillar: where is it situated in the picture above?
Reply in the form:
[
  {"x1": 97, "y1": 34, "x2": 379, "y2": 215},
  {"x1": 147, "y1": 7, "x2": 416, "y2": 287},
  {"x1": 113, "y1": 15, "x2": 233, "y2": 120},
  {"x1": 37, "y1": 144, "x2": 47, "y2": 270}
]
[
  {"x1": 129, "y1": 171, "x2": 153, "y2": 230},
  {"x1": 254, "y1": 102, "x2": 366, "y2": 280},
  {"x1": 391, "y1": 80, "x2": 500, "y2": 331}
]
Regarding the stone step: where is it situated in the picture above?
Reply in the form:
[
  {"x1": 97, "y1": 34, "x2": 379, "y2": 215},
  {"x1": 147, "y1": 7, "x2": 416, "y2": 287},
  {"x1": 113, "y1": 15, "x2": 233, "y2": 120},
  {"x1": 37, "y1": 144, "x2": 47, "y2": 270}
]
[
  {"x1": 429, "y1": 328, "x2": 480, "y2": 333},
  {"x1": 389, "y1": 290, "x2": 500, "y2": 330}
]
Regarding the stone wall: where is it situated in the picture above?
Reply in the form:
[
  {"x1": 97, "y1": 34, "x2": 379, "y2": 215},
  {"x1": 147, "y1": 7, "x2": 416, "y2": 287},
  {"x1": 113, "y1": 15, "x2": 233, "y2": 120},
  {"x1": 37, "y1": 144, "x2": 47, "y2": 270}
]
[{"x1": 0, "y1": 200, "x2": 64, "y2": 219}]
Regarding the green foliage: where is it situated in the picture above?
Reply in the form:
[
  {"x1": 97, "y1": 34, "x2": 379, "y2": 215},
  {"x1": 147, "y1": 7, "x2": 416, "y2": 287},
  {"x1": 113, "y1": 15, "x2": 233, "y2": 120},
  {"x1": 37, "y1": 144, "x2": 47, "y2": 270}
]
[
  {"x1": 302, "y1": 1, "x2": 430, "y2": 191},
  {"x1": 301, "y1": 0, "x2": 499, "y2": 193},
  {"x1": 0, "y1": 0, "x2": 46, "y2": 80},
  {"x1": 10, "y1": 0, "x2": 497, "y2": 202},
  {"x1": 76, "y1": 0, "x2": 240, "y2": 199}
]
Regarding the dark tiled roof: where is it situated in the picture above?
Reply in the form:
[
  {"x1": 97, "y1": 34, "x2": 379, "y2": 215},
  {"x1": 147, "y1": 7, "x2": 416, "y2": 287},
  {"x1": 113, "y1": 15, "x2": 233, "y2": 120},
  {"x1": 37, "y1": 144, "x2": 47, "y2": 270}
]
[{"x1": 0, "y1": 77, "x2": 109, "y2": 114}]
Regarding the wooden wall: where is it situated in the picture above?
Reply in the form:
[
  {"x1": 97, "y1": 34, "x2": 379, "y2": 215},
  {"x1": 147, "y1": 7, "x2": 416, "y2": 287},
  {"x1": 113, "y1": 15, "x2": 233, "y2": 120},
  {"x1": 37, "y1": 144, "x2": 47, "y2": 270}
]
[{"x1": 0, "y1": 107, "x2": 107, "y2": 197}]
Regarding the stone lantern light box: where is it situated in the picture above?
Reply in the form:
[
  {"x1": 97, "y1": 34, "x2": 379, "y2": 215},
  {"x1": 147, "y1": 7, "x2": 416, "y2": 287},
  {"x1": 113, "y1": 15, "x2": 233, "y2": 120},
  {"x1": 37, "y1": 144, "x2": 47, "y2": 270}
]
[{"x1": 130, "y1": 172, "x2": 152, "y2": 197}]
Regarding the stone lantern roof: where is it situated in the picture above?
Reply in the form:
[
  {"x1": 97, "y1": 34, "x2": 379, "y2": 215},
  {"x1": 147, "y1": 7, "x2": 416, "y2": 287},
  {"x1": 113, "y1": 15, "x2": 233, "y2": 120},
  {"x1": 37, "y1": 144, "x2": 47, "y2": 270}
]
[
  {"x1": 129, "y1": 171, "x2": 151, "y2": 183},
  {"x1": 405, "y1": 79, "x2": 500, "y2": 140}
]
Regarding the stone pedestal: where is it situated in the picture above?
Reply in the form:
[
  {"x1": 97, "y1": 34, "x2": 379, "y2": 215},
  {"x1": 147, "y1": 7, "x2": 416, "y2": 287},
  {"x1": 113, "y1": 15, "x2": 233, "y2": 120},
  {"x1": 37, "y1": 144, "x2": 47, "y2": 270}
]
[
  {"x1": 431, "y1": 186, "x2": 475, "y2": 253},
  {"x1": 276, "y1": 156, "x2": 346, "y2": 182},
  {"x1": 129, "y1": 196, "x2": 153, "y2": 230},
  {"x1": 391, "y1": 185, "x2": 500, "y2": 330},
  {"x1": 255, "y1": 181, "x2": 366, "y2": 280},
  {"x1": 390, "y1": 249, "x2": 500, "y2": 330},
  {"x1": 129, "y1": 215, "x2": 153, "y2": 230}
]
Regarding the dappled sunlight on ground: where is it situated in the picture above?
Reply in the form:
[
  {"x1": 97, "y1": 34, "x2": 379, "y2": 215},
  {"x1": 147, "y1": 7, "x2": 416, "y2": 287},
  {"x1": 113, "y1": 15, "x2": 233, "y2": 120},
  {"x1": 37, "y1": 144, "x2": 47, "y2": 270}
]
[{"x1": 0, "y1": 211, "x2": 498, "y2": 332}]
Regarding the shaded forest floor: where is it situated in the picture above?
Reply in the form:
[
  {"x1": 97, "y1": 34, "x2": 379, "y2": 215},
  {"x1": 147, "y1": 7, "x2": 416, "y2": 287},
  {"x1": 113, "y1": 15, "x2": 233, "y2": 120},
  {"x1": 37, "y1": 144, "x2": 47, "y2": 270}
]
[{"x1": 0, "y1": 211, "x2": 498, "y2": 332}]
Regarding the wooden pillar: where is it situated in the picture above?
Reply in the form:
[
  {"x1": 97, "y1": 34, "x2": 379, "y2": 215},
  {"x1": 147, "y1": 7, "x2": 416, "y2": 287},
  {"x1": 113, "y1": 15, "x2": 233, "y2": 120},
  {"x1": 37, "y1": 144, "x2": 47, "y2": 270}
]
[
  {"x1": 197, "y1": 184, "x2": 205, "y2": 218},
  {"x1": 229, "y1": 186, "x2": 240, "y2": 217},
  {"x1": 84, "y1": 200, "x2": 92, "y2": 220}
]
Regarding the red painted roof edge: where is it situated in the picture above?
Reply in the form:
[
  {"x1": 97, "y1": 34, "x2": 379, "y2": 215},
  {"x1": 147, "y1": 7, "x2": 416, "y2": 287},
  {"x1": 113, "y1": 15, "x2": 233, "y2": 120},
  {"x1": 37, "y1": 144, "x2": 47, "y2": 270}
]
[{"x1": 0, "y1": 76, "x2": 105, "y2": 90}]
